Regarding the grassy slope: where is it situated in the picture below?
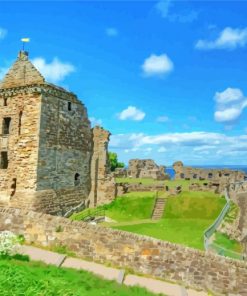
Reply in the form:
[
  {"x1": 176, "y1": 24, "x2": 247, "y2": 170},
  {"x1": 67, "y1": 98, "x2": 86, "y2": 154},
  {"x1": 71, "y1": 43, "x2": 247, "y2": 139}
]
[
  {"x1": 213, "y1": 232, "x2": 242, "y2": 253},
  {"x1": 0, "y1": 258, "x2": 158, "y2": 296},
  {"x1": 72, "y1": 192, "x2": 156, "y2": 222},
  {"x1": 112, "y1": 192, "x2": 226, "y2": 250},
  {"x1": 72, "y1": 189, "x2": 227, "y2": 250}
]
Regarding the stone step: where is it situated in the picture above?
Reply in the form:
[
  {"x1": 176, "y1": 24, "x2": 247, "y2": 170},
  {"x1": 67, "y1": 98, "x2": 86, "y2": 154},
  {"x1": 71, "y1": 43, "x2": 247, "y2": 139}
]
[{"x1": 151, "y1": 198, "x2": 166, "y2": 220}]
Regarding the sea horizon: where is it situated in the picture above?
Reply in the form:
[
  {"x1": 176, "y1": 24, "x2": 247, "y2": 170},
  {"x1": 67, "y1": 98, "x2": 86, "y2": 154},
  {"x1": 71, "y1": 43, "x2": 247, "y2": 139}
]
[{"x1": 165, "y1": 165, "x2": 247, "y2": 179}]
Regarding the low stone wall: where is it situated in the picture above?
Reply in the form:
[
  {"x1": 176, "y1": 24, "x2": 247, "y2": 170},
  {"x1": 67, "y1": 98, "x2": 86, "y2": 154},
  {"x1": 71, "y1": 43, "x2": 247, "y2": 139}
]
[
  {"x1": 116, "y1": 183, "x2": 182, "y2": 196},
  {"x1": 189, "y1": 182, "x2": 221, "y2": 194},
  {"x1": 0, "y1": 206, "x2": 247, "y2": 295},
  {"x1": 128, "y1": 183, "x2": 167, "y2": 192},
  {"x1": 1, "y1": 188, "x2": 88, "y2": 216}
]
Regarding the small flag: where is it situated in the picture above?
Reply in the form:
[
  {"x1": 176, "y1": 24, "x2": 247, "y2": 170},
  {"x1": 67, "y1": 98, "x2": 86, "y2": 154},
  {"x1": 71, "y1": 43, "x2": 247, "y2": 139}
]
[{"x1": 21, "y1": 38, "x2": 30, "y2": 42}]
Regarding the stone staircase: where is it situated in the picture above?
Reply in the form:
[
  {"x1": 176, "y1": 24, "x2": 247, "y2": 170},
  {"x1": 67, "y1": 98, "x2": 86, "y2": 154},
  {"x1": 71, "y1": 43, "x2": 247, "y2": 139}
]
[{"x1": 152, "y1": 198, "x2": 166, "y2": 220}]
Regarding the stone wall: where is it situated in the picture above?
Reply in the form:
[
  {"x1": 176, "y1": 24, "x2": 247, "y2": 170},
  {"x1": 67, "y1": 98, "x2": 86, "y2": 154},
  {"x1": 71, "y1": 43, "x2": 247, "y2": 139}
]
[
  {"x1": 218, "y1": 183, "x2": 247, "y2": 252},
  {"x1": 0, "y1": 50, "x2": 116, "y2": 215},
  {"x1": 0, "y1": 90, "x2": 41, "y2": 203},
  {"x1": 116, "y1": 183, "x2": 181, "y2": 196},
  {"x1": 0, "y1": 52, "x2": 45, "y2": 204},
  {"x1": 189, "y1": 182, "x2": 223, "y2": 194},
  {"x1": 37, "y1": 87, "x2": 92, "y2": 192},
  {"x1": 127, "y1": 159, "x2": 170, "y2": 180},
  {"x1": 0, "y1": 206, "x2": 247, "y2": 295},
  {"x1": 116, "y1": 183, "x2": 167, "y2": 194},
  {"x1": 89, "y1": 126, "x2": 116, "y2": 207},
  {"x1": 114, "y1": 167, "x2": 127, "y2": 178},
  {"x1": 227, "y1": 183, "x2": 247, "y2": 242},
  {"x1": 173, "y1": 161, "x2": 246, "y2": 184}
]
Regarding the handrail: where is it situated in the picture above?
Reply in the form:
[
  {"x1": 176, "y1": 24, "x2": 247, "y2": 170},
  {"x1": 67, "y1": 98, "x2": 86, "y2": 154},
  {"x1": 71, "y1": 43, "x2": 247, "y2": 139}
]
[
  {"x1": 79, "y1": 208, "x2": 105, "y2": 221},
  {"x1": 208, "y1": 242, "x2": 245, "y2": 260},
  {"x1": 64, "y1": 200, "x2": 87, "y2": 218},
  {"x1": 204, "y1": 188, "x2": 230, "y2": 249},
  {"x1": 204, "y1": 181, "x2": 247, "y2": 259}
]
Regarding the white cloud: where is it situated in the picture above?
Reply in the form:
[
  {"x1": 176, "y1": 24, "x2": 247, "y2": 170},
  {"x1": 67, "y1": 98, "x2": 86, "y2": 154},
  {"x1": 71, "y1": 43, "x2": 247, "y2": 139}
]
[
  {"x1": 0, "y1": 28, "x2": 7, "y2": 40},
  {"x1": 32, "y1": 57, "x2": 75, "y2": 83},
  {"x1": 157, "y1": 115, "x2": 169, "y2": 122},
  {"x1": 105, "y1": 27, "x2": 118, "y2": 37},
  {"x1": 155, "y1": 0, "x2": 198, "y2": 23},
  {"x1": 156, "y1": 0, "x2": 171, "y2": 18},
  {"x1": 89, "y1": 117, "x2": 103, "y2": 127},
  {"x1": 193, "y1": 145, "x2": 216, "y2": 152},
  {"x1": 142, "y1": 53, "x2": 174, "y2": 77},
  {"x1": 110, "y1": 131, "x2": 247, "y2": 165},
  {"x1": 214, "y1": 105, "x2": 246, "y2": 123},
  {"x1": 214, "y1": 88, "x2": 244, "y2": 104},
  {"x1": 196, "y1": 27, "x2": 247, "y2": 50},
  {"x1": 214, "y1": 88, "x2": 247, "y2": 123},
  {"x1": 158, "y1": 146, "x2": 167, "y2": 153},
  {"x1": 110, "y1": 131, "x2": 230, "y2": 149},
  {"x1": 118, "y1": 106, "x2": 145, "y2": 121}
]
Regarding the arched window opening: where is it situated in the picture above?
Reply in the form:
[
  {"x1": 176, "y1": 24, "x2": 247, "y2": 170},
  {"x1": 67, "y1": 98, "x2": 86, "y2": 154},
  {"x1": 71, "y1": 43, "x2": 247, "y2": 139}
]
[
  {"x1": 74, "y1": 173, "x2": 80, "y2": 186},
  {"x1": 10, "y1": 178, "x2": 17, "y2": 197}
]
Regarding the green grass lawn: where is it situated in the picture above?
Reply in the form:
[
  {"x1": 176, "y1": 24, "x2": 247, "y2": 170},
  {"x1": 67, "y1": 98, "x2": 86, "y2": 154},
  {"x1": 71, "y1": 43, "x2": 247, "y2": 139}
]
[
  {"x1": 113, "y1": 219, "x2": 213, "y2": 250},
  {"x1": 213, "y1": 232, "x2": 242, "y2": 253},
  {"x1": 111, "y1": 191, "x2": 226, "y2": 250},
  {"x1": 209, "y1": 231, "x2": 244, "y2": 260},
  {"x1": 0, "y1": 258, "x2": 158, "y2": 296},
  {"x1": 209, "y1": 231, "x2": 243, "y2": 259},
  {"x1": 71, "y1": 192, "x2": 156, "y2": 222},
  {"x1": 72, "y1": 191, "x2": 226, "y2": 250}
]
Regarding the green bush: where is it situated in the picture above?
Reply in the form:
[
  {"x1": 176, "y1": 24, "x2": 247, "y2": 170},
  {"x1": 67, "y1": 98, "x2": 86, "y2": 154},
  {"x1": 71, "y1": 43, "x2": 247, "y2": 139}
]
[{"x1": 0, "y1": 253, "x2": 29, "y2": 262}]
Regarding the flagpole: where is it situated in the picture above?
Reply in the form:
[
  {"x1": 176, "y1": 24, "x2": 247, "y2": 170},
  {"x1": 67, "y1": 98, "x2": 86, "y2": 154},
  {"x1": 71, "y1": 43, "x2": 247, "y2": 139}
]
[{"x1": 21, "y1": 38, "x2": 30, "y2": 52}]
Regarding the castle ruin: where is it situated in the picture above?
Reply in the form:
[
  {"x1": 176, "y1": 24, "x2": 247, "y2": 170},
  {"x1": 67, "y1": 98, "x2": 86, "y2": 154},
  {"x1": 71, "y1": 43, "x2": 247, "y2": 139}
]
[
  {"x1": 173, "y1": 161, "x2": 246, "y2": 183},
  {"x1": 0, "y1": 50, "x2": 115, "y2": 215},
  {"x1": 115, "y1": 159, "x2": 170, "y2": 180}
]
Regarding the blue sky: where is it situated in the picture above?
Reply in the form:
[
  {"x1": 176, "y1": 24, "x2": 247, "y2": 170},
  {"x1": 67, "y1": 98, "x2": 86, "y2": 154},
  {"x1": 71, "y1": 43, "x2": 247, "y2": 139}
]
[{"x1": 0, "y1": 1, "x2": 247, "y2": 166}]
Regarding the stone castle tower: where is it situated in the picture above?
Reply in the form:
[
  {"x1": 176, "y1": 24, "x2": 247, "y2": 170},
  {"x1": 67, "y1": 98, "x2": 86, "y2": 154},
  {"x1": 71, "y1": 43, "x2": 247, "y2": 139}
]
[{"x1": 0, "y1": 50, "x2": 115, "y2": 215}]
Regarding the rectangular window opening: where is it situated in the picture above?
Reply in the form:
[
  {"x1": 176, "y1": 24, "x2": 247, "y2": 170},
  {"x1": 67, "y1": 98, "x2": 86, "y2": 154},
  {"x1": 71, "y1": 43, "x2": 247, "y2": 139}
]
[
  {"x1": 68, "y1": 102, "x2": 72, "y2": 111},
  {"x1": 0, "y1": 152, "x2": 8, "y2": 169},
  {"x1": 18, "y1": 111, "x2": 23, "y2": 135},
  {"x1": 2, "y1": 117, "x2": 11, "y2": 135}
]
